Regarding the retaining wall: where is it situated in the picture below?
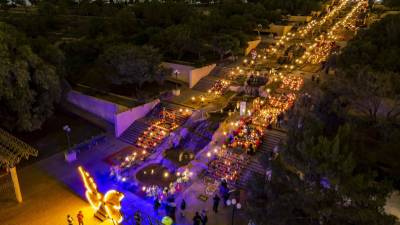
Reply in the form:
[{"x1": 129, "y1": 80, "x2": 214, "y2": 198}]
[{"x1": 114, "y1": 99, "x2": 160, "y2": 137}]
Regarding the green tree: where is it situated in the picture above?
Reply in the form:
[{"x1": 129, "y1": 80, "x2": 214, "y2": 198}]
[
  {"x1": 111, "y1": 8, "x2": 137, "y2": 37},
  {"x1": 211, "y1": 34, "x2": 240, "y2": 60},
  {"x1": 0, "y1": 0, "x2": 11, "y2": 11},
  {"x1": 158, "y1": 24, "x2": 192, "y2": 60},
  {"x1": 247, "y1": 124, "x2": 396, "y2": 225},
  {"x1": 99, "y1": 44, "x2": 171, "y2": 87},
  {"x1": 0, "y1": 22, "x2": 62, "y2": 131}
]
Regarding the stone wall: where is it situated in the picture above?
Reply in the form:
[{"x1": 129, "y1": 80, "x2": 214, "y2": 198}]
[
  {"x1": 162, "y1": 62, "x2": 192, "y2": 84},
  {"x1": 190, "y1": 64, "x2": 216, "y2": 88},
  {"x1": 114, "y1": 99, "x2": 160, "y2": 137},
  {"x1": 288, "y1": 15, "x2": 312, "y2": 23},
  {"x1": 67, "y1": 90, "x2": 161, "y2": 137},
  {"x1": 245, "y1": 39, "x2": 262, "y2": 56},
  {"x1": 67, "y1": 90, "x2": 120, "y2": 124},
  {"x1": 162, "y1": 62, "x2": 216, "y2": 88},
  {"x1": 267, "y1": 24, "x2": 293, "y2": 36}
]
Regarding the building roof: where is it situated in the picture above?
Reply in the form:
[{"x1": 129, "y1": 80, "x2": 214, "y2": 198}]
[{"x1": 0, "y1": 128, "x2": 38, "y2": 169}]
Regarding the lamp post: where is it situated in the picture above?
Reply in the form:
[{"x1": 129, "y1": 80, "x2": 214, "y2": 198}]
[
  {"x1": 173, "y1": 70, "x2": 181, "y2": 96},
  {"x1": 226, "y1": 198, "x2": 242, "y2": 225},
  {"x1": 257, "y1": 24, "x2": 262, "y2": 38},
  {"x1": 174, "y1": 70, "x2": 180, "y2": 90},
  {"x1": 63, "y1": 125, "x2": 71, "y2": 150}
]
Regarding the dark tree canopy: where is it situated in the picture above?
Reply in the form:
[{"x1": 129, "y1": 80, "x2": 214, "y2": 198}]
[
  {"x1": 247, "y1": 13, "x2": 400, "y2": 225},
  {"x1": 99, "y1": 44, "x2": 171, "y2": 87},
  {"x1": 338, "y1": 14, "x2": 400, "y2": 74},
  {"x1": 0, "y1": 22, "x2": 62, "y2": 132}
]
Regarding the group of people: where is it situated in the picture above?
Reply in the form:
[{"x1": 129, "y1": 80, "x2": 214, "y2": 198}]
[
  {"x1": 227, "y1": 118, "x2": 263, "y2": 153},
  {"x1": 147, "y1": 179, "x2": 231, "y2": 225},
  {"x1": 192, "y1": 210, "x2": 208, "y2": 225},
  {"x1": 67, "y1": 211, "x2": 84, "y2": 225}
]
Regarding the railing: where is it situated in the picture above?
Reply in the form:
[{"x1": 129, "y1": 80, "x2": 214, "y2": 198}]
[
  {"x1": 123, "y1": 206, "x2": 163, "y2": 225},
  {"x1": 71, "y1": 133, "x2": 107, "y2": 153}
]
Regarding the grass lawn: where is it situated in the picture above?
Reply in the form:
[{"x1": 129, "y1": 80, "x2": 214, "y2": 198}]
[{"x1": 15, "y1": 108, "x2": 105, "y2": 164}]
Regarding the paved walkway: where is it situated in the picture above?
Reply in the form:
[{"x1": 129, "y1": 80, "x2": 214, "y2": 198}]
[
  {"x1": 0, "y1": 164, "x2": 114, "y2": 225},
  {"x1": 0, "y1": 131, "x2": 246, "y2": 225}
]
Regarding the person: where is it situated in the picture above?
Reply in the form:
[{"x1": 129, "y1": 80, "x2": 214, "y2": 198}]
[
  {"x1": 134, "y1": 211, "x2": 142, "y2": 225},
  {"x1": 213, "y1": 194, "x2": 221, "y2": 213},
  {"x1": 169, "y1": 201, "x2": 177, "y2": 222},
  {"x1": 180, "y1": 199, "x2": 186, "y2": 217},
  {"x1": 67, "y1": 215, "x2": 73, "y2": 225},
  {"x1": 193, "y1": 211, "x2": 202, "y2": 225},
  {"x1": 154, "y1": 197, "x2": 161, "y2": 215},
  {"x1": 248, "y1": 219, "x2": 256, "y2": 225},
  {"x1": 201, "y1": 210, "x2": 208, "y2": 225},
  {"x1": 77, "y1": 211, "x2": 84, "y2": 225}
]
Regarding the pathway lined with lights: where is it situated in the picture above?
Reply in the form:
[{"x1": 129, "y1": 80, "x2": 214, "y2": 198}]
[{"x1": 0, "y1": 1, "x2": 369, "y2": 225}]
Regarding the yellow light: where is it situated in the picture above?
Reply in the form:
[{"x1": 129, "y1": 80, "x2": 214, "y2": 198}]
[
  {"x1": 164, "y1": 172, "x2": 169, "y2": 178},
  {"x1": 104, "y1": 190, "x2": 124, "y2": 224},
  {"x1": 78, "y1": 166, "x2": 124, "y2": 224}
]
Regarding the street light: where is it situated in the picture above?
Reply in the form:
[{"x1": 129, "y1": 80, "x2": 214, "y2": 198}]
[
  {"x1": 226, "y1": 198, "x2": 242, "y2": 225},
  {"x1": 63, "y1": 125, "x2": 71, "y2": 150},
  {"x1": 174, "y1": 70, "x2": 180, "y2": 90},
  {"x1": 257, "y1": 24, "x2": 263, "y2": 38}
]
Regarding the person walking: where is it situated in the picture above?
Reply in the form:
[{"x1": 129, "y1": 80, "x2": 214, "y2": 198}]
[
  {"x1": 77, "y1": 211, "x2": 84, "y2": 225},
  {"x1": 169, "y1": 201, "x2": 177, "y2": 222},
  {"x1": 213, "y1": 194, "x2": 221, "y2": 213},
  {"x1": 134, "y1": 211, "x2": 142, "y2": 225},
  {"x1": 201, "y1": 210, "x2": 208, "y2": 225},
  {"x1": 154, "y1": 197, "x2": 161, "y2": 215},
  {"x1": 193, "y1": 211, "x2": 202, "y2": 225},
  {"x1": 180, "y1": 199, "x2": 186, "y2": 217},
  {"x1": 67, "y1": 215, "x2": 73, "y2": 225}
]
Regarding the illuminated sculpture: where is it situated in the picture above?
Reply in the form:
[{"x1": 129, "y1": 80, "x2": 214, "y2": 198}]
[{"x1": 78, "y1": 166, "x2": 124, "y2": 224}]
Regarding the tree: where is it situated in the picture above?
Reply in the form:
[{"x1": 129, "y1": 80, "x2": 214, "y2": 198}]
[
  {"x1": 383, "y1": 0, "x2": 400, "y2": 7},
  {"x1": 111, "y1": 8, "x2": 137, "y2": 37},
  {"x1": 211, "y1": 34, "x2": 240, "y2": 60},
  {"x1": 0, "y1": 0, "x2": 11, "y2": 12},
  {"x1": 154, "y1": 24, "x2": 192, "y2": 60},
  {"x1": 247, "y1": 123, "x2": 396, "y2": 225},
  {"x1": 0, "y1": 22, "x2": 62, "y2": 131},
  {"x1": 99, "y1": 44, "x2": 171, "y2": 87}
]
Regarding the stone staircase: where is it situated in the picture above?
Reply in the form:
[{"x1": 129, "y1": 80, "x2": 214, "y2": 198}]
[
  {"x1": 210, "y1": 66, "x2": 228, "y2": 77},
  {"x1": 192, "y1": 65, "x2": 232, "y2": 92},
  {"x1": 259, "y1": 129, "x2": 287, "y2": 154},
  {"x1": 235, "y1": 129, "x2": 287, "y2": 190},
  {"x1": 118, "y1": 120, "x2": 149, "y2": 145},
  {"x1": 118, "y1": 102, "x2": 192, "y2": 145},
  {"x1": 192, "y1": 77, "x2": 218, "y2": 93}
]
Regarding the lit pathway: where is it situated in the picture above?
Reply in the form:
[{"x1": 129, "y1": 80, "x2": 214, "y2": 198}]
[{"x1": 0, "y1": 164, "x2": 114, "y2": 225}]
